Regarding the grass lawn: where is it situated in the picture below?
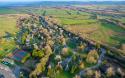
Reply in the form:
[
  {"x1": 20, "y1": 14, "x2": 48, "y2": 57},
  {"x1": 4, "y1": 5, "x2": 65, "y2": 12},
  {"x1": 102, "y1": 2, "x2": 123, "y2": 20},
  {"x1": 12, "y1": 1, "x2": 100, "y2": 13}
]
[{"x1": 55, "y1": 71, "x2": 73, "y2": 78}]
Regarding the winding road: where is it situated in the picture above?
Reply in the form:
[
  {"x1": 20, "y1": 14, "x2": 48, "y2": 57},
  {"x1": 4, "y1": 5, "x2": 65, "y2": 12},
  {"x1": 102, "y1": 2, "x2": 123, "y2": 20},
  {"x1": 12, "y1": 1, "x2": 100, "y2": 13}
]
[
  {"x1": 0, "y1": 64, "x2": 16, "y2": 78},
  {"x1": 79, "y1": 48, "x2": 106, "y2": 76}
]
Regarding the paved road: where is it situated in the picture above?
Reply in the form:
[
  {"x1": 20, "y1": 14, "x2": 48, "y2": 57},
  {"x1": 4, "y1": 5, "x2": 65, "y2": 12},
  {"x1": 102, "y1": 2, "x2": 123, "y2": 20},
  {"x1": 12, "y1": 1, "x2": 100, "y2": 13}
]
[
  {"x1": 79, "y1": 48, "x2": 106, "y2": 75},
  {"x1": 0, "y1": 64, "x2": 16, "y2": 78}
]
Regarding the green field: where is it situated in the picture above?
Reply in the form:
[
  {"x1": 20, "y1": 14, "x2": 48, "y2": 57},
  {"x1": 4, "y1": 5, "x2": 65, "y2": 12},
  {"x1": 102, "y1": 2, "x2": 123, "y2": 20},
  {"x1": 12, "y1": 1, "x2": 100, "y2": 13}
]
[
  {"x1": 55, "y1": 71, "x2": 73, "y2": 78},
  {"x1": 0, "y1": 15, "x2": 18, "y2": 57},
  {"x1": 0, "y1": 8, "x2": 20, "y2": 14},
  {"x1": 0, "y1": 14, "x2": 29, "y2": 58},
  {"x1": 12, "y1": 7, "x2": 125, "y2": 48},
  {"x1": 88, "y1": 21, "x2": 125, "y2": 46},
  {"x1": 0, "y1": 7, "x2": 125, "y2": 49},
  {"x1": 48, "y1": 8, "x2": 125, "y2": 48},
  {"x1": 118, "y1": 17, "x2": 125, "y2": 23},
  {"x1": 0, "y1": 15, "x2": 18, "y2": 36}
]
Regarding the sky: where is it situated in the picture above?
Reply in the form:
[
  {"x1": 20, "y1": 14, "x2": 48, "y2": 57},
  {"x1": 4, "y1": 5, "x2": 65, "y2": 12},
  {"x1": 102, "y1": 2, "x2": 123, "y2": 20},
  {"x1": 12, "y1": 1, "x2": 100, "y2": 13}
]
[{"x1": 0, "y1": 0, "x2": 125, "y2": 2}]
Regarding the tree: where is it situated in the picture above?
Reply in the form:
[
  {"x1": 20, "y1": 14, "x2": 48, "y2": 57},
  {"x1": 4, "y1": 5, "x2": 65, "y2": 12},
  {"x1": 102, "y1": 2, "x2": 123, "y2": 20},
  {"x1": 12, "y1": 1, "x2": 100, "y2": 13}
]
[
  {"x1": 21, "y1": 32, "x2": 28, "y2": 44},
  {"x1": 71, "y1": 65, "x2": 77, "y2": 74},
  {"x1": 44, "y1": 44, "x2": 52, "y2": 55},
  {"x1": 117, "y1": 67, "x2": 125, "y2": 77},
  {"x1": 47, "y1": 68, "x2": 55, "y2": 78},
  {"x1": 86, "y1": 69, "x2": 94, "y2": 77},
  {"x1": 61, "y1": 47, "x2": 68, "y2": 56},
  {"x1": 79, "y1": 62, "x2": 85, "y2": 70},
  {"x1": 21, "y1": 54, "x2": 30, "y2": 63},
  {"x1": 30, "y1": 45, "x2": 52, "y2": 77},
  {"x1": 19, "y1": 72, "x2": 24, "y2": 78},
  {"x1": 60, "y1": 36, "x2": 66, "y2": 45},
  {"x1": 55, "y1": 64, "x2": 63, "y2": 73},
  {"x1": 43, "y1": 11, "x2": 46, "y2": 16},
  {"x1": 86, "y1": 49, "x2": 99, "y2": 64},
  {"x1": 106, "y1": 67, "x2": 115, "y2": 77},
  {"x1": 32, "y1": 49, "x2": 44, "y2": 58},
  {"x1": 95, "y1": 70, "x2": 101, "y2": 78},
  {"x1": 78, "y1": 44, "x2": 85, "y2": 52},
  {"x1": 121, "y1": 44, "x2": 125, "y2": 51}
]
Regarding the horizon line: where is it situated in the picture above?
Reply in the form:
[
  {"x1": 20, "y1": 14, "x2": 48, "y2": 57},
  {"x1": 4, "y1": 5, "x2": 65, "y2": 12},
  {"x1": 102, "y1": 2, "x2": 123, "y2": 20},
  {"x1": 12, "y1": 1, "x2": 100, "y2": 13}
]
[{"x1": 1, "y1": 0, "x2": 125, "y2": 2}]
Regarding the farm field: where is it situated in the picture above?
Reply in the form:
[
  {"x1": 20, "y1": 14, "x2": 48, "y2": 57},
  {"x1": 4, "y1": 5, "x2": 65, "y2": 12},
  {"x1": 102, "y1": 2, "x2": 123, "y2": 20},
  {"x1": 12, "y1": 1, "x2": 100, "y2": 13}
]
[
  {"x1": 1, "y1": 7, "x2": 124, "y2": 49},
  {"x1": 42, "y1": 8, "x2": 125, "y2": 48}
]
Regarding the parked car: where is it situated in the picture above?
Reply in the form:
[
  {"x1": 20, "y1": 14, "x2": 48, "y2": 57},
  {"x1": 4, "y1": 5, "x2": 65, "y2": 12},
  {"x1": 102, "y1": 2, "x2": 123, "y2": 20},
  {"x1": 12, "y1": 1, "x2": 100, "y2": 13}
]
[{"x1": 1, "y1": 61, "x2": 12, "y2": 67}]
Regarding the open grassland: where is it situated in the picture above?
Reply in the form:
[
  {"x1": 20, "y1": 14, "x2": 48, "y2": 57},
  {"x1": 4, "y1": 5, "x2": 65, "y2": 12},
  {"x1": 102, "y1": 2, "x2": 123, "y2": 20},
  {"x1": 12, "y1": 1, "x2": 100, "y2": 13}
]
[
  {"x1": 0, "y1": 14, "x2": 29, "y2": 36},
  {"x1": 66, "y1": 20, "x2": 125, "y2": 47},
  {"x1": 0, "y1": 38, "x2": 16, "y2": 58},
  {"x1": 118, "y1": 17, "x2": 125, "y2": 23},
  {"x1": 55, "y1": 71, "x2": 73, "y2": 78},
  {"x1": 59, "y1": 18, "x2": 97, "y2": 25},
  {"x1": 0, "y1": 14, "x2": 29, "y2": 57},
  {"x1": 89, "y1": 22, "x2": 125, "y2": 45},
  {"x1": 0, "y1": 15, "x2": 17, "y2": 57},
  {"x1": 0, "y1": 15, "x2": 18, "y2": 36}
]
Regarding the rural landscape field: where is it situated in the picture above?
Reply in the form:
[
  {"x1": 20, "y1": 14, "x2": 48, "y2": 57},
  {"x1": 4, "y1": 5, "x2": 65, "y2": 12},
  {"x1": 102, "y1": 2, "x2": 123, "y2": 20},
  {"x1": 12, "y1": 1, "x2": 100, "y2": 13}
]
[{"x1": 0, "y1": 1, "x2": 125, "y2": 78}]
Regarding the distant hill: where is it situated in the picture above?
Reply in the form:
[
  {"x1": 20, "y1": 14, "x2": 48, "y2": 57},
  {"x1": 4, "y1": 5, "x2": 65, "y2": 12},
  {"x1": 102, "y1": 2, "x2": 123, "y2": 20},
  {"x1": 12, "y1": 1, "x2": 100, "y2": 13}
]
[{"x1": 0, "y1": 1, "x2": 125, "y2": 7}]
